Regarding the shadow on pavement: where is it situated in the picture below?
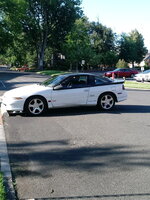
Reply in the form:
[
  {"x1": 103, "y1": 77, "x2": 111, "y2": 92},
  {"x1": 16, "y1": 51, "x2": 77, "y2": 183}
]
[
  {"x1": 6, "y1": 142, "x2": 150, "y2": 178},
  {"x1": 22, "y1": 192, "x2": 150, "y2": 199}
]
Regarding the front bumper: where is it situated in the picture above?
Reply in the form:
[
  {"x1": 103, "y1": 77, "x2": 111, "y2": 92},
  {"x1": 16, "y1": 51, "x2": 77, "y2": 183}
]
[{"x1": 2, "y1": 96, "x2": 24, "y2": 112}]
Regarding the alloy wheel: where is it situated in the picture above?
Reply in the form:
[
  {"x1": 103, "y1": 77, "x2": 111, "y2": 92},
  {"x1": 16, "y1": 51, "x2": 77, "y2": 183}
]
[
  {"x1": 100, "y1": 94, "x2": 115, "y2": 110},
  {"x1": 28, "y1": 98, "x2": 45, "y2": 115}
]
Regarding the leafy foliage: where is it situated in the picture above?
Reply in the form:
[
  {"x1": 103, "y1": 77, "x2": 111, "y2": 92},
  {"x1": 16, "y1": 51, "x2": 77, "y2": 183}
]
[
  {"x1": 0, "y1": 0, "x2": 82, "y2": 69},
  {"x1": 0, "y1": 173, "x2": 6, "y2": 200},
  {"x1": 89, "y1": 21, "x2": 118, "y2": 67},
  {"x1": 90, "y1": 21, "x2": 116, "y2": 53},
  {"x1": 0, "y1": 2, "x2": 148, "y2": 70},
  {"x1": 116, "y1": 59, "x2": 128, "y2": 68},
  {"x1": 119, "y1": 30, "x2": 148, "y2": 66},
  {"x1": 63, "y1": 17, "x2": 94, "y2": 70}
]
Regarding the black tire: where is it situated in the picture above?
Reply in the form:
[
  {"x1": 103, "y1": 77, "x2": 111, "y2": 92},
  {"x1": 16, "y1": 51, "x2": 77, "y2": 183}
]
[
  {"x1": 8, "y1": 111, "x2": 16, "y2": 116},
  {"x1": 97, "y1": 93, "x2": 115, "y2": 110},
  {"x1": 24, "y1": 96, "x2": 47, "y2": 116},
  {"x1": 130, "y1": 74, "x2": 134, "y2": 78}
]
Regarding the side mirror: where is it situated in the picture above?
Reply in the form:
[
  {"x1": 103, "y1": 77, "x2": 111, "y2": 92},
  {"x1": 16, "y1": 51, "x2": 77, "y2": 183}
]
[{"x1": 53, "y1": 84, "x2": 63, "y2": 90}]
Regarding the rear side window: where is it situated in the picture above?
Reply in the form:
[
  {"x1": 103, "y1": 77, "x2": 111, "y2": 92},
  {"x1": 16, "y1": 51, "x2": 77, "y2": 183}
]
[{"x1": 89, "y1": 75, "x2": 112, "y2": 86}]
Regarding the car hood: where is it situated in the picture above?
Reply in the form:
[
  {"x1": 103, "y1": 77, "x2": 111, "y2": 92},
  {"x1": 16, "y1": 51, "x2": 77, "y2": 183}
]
[
  {"x1": 135, "y1": 73, "x2": 143, "y2": 76},
  {"x1": 3, "y1": 84, "x2": 52, "y2": 98}
]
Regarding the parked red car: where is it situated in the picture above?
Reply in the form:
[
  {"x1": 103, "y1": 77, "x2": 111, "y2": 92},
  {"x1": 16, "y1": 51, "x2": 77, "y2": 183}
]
[
  {"x1": 16, "y1": 66, "x2": 29, "y2": 72},
  {"x1": 104, "y1": 68, "x2": 139, "y2": 78}
]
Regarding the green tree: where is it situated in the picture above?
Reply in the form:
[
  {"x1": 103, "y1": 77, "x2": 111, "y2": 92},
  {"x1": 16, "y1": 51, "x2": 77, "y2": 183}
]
[
  {"x1": 0, "y1": 0, "x2": 82, "y2": 69},
  {"x1": 63, "y1": 17, "x2": 94, "y2": 70},
  {"x1": 0, "y1": 13, "x2": 13, "y2": 54},
  {"x1": 89, "y1": 21, "x2": 118, "y2": 67},
  {"x1": 119, "y1": 30, "x2": 148, "y2": 67},
  {"x1": 90, "y1": 21, "x2": 116, "y2": 53}
]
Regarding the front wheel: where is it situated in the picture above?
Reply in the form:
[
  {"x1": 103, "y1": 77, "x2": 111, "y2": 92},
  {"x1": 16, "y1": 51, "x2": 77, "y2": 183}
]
[
  {"x1": 24, "y1": 96, "x2": 47, "y2": 116},
  {"x1": 98, "y1": 93, "x2": 115, "y2": 110}
]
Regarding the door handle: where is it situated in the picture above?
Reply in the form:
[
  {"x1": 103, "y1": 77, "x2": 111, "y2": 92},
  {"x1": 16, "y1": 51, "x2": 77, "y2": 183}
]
[{"x1": 84, "y1": 89, "x2": 89, "y2": 92}]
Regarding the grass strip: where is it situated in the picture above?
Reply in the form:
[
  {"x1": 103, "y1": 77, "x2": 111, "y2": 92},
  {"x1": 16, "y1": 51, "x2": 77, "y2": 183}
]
[
  {"x1": 36, "y1": 70, "x2": 69, "y2": 76},
  {"x1": 125, "y1": 81, "x2": 150, "y2": 89},
  {"x1": 0, "y1": 173, "x2": 6, "y2": 200}
]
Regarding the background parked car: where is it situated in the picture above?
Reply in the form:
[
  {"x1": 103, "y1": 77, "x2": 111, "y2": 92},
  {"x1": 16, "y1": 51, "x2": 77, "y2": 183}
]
[
  {"x1": 104, "y1": 68, "x2": 139, "y2": 78},
  {"x1": 134, "y1": 69, "x2": 150, "y2": 82},
  {"x1": 16, "y1": 66, "x2": 30, "y2": 72}
]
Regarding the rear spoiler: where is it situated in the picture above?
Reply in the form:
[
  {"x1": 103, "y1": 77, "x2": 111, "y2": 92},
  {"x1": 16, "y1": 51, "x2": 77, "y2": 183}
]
[{"x1": 112, "y1": 80, "x2": 125, "y2": 84}]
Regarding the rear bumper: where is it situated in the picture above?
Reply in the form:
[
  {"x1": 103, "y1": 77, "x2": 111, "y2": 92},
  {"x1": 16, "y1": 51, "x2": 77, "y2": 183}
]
[{"x1": 117, "y1": 90, "x2": 127, "y2": 102}]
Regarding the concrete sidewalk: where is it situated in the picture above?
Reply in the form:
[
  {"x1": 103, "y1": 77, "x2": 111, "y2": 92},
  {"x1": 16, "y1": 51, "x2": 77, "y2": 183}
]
[{"x1": 0, "y1": 107, "x2": 16, "y2": 199}]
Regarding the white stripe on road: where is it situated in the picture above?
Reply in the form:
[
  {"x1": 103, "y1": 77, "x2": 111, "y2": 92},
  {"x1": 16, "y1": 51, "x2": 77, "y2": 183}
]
[{"x1": 0, "y1": 81, "x2": 6, "y2": 88}]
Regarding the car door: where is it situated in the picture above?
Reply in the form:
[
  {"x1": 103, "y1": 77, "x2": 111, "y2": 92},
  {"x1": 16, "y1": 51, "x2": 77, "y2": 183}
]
[
  {"x1": 51, "y1": 75, "x2": 90, "y2": 107},
  {"x1": 124, "y1": 69, "x2": 131, "y2": 77},
  {"x1": 118, "y1": 69, "x2": 125, "y2": 77}
]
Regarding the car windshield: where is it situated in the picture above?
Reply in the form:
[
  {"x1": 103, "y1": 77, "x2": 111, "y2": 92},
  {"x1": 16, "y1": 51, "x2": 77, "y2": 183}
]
[
  {"x1": 40, "y1": 75, "x2": 67, "y2": 87},
  {"x1": 113, "y1": 68, "x2": 121, "y2": 72}
]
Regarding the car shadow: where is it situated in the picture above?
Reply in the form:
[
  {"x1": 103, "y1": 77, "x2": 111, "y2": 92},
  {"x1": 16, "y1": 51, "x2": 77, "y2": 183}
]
[
  {"x1": 112, "y1": 104, "x2": 150, "y2": 114},
  {"x1": 19, "y1": 104, "x2": 150, "y2": 118}
]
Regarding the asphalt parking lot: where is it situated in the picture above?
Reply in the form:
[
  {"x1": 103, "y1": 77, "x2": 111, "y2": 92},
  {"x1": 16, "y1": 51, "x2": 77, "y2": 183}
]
[
  {"x1": 2, "y1": 90, "x2": 150, "y2": 200},
  {"x1": 1, "y1": 70, "x2": 150, "y2": 200}
]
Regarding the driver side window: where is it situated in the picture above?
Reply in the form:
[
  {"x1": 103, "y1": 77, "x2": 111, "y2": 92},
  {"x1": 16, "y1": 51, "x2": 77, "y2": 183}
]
[{"x1": 62, "y1": 75, "x2": 88, "y2": 89}]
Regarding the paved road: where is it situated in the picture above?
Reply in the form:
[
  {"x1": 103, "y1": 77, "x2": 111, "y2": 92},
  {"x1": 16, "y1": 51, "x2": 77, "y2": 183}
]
[
  {"x1": 1, "y1": 70, "x2": 150, "y2": 200},
  {"x1": 0, "y1": 70, "x2": 48, "y2": 96}
]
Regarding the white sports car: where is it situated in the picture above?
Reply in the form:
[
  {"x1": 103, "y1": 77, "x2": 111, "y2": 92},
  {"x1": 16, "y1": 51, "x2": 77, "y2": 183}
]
[
  {"x1": 134, "y1": 69, "x2": 150, "y2": 82},
  {"x1": 1, "y1": 73, "x2": 127, "y2": 116}
]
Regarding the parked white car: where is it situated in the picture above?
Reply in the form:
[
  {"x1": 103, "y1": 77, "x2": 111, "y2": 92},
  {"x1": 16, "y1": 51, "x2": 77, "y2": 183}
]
[
  {"x1": 134, "y1": 69, "x2": 150, "y2": 82},
  {"x1": 1, "y1": 73, "x2": 127, "y2": 116}
]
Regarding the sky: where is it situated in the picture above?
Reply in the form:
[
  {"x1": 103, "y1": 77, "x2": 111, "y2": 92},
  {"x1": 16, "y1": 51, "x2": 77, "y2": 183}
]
[{"x1": 81, "y1": 0, "x2": 150, "y2": 50}]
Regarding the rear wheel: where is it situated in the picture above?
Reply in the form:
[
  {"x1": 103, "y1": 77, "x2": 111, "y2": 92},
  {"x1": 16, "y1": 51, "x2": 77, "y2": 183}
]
[
  {"x1": 24, "y1": 96, "x2": 47, "y2": 116},
  {"x1": 98, "y1": 93, "x2": 115, "y2": 110}
]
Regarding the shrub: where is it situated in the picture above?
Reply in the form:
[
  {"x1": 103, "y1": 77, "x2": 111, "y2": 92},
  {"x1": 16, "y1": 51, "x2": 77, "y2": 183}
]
[
  {"x1": 116, "y1": 59, "x2": 128, "y2": 68},
  {"x1": 0, "y1": 173, "x2": 6, "y2": 200}
]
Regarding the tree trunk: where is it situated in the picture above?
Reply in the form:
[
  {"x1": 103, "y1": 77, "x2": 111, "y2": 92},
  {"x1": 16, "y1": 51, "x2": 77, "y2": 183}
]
[
  {"x1": 51, "y1": 54, "x2": 54, "y2": 68},
  {"x1": 69, "y1": 63, "x2": 72, "y2": 72},
  {"x1": 38, "y1": 46, "x2": 44, "y2": 70},
  {"x1": 51, "y1": 52, "x2": 58, "y2": 68},
  {"x1": 37, "y1": 30, "x2": 48, "y2": 70},
  {"x1": 76, "y1": 62, "x2": 78, "y2": 72}
]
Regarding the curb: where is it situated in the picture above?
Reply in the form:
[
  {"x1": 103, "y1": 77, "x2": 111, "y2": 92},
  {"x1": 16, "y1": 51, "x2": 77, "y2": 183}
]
[
  {"x1": 126, "y1": 87, "x2": 150, "y2": 91},
  {"x1": 0, "y1": 108, "x2": 16, "y2": 199}
]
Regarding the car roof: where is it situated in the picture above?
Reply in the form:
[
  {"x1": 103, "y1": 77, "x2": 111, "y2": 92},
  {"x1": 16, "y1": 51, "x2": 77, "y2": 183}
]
[
  {"x1": 115, "y1": 68, "x2": 131, "y2": 70},
  {"x1": 61, "y1": 72, "x2": 97, "y2": 77}
]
